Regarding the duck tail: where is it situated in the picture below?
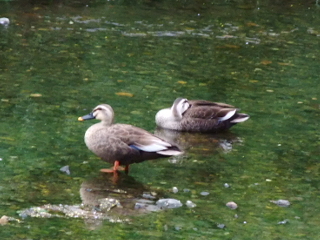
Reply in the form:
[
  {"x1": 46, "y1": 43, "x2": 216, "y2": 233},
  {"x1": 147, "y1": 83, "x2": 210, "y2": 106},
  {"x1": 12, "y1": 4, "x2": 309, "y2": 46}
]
[
  {"x1": 158, "y1": 146, "x2": 183, "y2": 156},
  {"x1": 230, "y1": 113, "x2": 250, "y2": 123}
]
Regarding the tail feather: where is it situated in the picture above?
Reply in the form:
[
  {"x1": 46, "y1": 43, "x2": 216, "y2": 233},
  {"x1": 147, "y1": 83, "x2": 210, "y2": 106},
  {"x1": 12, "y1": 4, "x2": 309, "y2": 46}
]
[
  {"x1": 157, "y1": 149, "x2": 183, "y2": 156},
  {"x1": 230, "y1": 114, "x2": 250, "y2": 123},
  {"x1": 219, "y1": 109, "x2": 237, "y2": 122}
]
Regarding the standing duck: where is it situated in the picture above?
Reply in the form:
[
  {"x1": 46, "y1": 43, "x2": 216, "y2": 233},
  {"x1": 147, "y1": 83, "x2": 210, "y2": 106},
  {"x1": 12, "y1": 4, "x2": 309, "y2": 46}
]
[
  {"x1": 78, "y1": 104, "x2": 182, "y2": 176},
  {"x1": 155, "y1": 98, "x2": 249, "y2": 132}
]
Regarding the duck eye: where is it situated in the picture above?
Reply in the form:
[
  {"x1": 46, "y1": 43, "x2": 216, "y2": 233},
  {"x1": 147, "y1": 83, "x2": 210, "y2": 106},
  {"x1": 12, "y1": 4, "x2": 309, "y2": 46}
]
[{"x1": 93, "y1": 107, "x2": 102, "y2": 112}]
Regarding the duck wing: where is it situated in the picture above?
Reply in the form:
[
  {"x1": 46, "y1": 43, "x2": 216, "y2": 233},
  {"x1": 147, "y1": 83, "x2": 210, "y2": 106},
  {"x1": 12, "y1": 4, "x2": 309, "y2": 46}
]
[
  {"x1": 111, "y1": 124, "x2": 182, "y2": 155},
  {"x1": 189, "y1": 100, "x2": 235, "y2": 108},
  {"x1": 185, "y1": 100, "x2": 237, "y2": 120}
]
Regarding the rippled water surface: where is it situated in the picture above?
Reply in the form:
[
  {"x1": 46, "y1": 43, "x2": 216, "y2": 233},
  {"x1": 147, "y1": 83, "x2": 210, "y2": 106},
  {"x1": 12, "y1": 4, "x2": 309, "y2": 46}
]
[{"x1": 0, "y1": 0, "x2": 319, "y2": 239}]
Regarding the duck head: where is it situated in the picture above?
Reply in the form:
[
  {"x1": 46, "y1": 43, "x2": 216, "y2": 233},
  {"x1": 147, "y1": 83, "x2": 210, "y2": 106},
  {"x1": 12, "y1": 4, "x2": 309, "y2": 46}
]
[
  {"x1": 78, "y1": 104, "x2": 114, "y2": 125},
  {"x1": 171, "y1": 98, "x2": 190, "y2": 119}
]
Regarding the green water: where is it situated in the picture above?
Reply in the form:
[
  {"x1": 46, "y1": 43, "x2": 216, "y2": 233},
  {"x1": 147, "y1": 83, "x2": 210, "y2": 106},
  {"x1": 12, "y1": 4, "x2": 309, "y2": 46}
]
[{"x1": 0, "y1": 0, "x2": 319, "y2": 239}]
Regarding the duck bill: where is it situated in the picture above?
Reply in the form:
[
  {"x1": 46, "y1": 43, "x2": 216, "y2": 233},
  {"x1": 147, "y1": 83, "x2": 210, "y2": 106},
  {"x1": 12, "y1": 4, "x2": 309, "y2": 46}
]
[{"x1": 78, "y1": 112, "x2": 95, "y2": 121}]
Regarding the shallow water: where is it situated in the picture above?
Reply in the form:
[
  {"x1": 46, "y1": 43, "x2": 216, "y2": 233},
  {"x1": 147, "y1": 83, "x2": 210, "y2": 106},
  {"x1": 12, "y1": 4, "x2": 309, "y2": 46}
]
[{"x1": 0, "y1": 0, "x2": 319, "y2": 239}]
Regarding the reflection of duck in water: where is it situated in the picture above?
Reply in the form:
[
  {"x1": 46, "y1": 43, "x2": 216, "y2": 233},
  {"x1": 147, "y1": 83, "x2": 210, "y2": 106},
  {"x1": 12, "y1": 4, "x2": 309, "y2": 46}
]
[
  {"x1": 18, "y1": 173, "x2": 165, "y2": 230},
  {"x1": 80, "y1": 173, "x2": 163, "y2": 229},
  {"x1": 78, "y1": 104, "x2": 183, "y2": 180},
  {"x1": 81, "y1": 173, "x2": 146, "y2": 207},
  {"x1": 155, "y1": 98, "x2": 249, "y2": 132},
  {"x1": 154, "y1": 128, "x2": 243, "y2": 155}
]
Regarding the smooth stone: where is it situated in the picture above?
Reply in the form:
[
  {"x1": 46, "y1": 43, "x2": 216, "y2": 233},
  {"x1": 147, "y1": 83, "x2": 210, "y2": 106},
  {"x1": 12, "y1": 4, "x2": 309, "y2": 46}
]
[{"x1": 226, "y1": 201, "x2": 238, "y2": 209}]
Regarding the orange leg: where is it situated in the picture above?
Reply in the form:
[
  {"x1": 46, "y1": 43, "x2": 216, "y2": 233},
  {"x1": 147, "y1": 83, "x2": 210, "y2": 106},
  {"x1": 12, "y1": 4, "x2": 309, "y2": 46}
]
[
  {"x1": 100, "y1": 161, "x2": 126, "y2": 173},
  {"x1": 112, "y1": 170, "x2": 119, "y2": 184}
]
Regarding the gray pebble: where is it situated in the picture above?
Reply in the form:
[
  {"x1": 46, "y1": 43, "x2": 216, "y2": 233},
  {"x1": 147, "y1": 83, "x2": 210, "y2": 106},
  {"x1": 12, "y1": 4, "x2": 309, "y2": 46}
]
[
  {"x1": 200, "y1": 191, "x2": 209, "y2": 196},
  {"x1": 60, "y1": 165, "x2": 70, "y2": 175},
  {"x1": 172, "y1": 187, "x2": 178, "y2": 193},
  {"x1": 156, "y1": 198, "x2": 183, "y2": 209},
  {"x1": 277, "y1": 219, "x2": 289, "y2": 225},
  {"x1": 186, "y1": 200, "x2": 196, "y2": 208},
  {"x1": 217, "y1": 223, "x2": 226, "y2": 229},
  {"x1": 270, "y1": 199, "x2": 290, "y2": 207},
  {"x1": 0, "y1": 17, "x2": 9, "y2": 26}
]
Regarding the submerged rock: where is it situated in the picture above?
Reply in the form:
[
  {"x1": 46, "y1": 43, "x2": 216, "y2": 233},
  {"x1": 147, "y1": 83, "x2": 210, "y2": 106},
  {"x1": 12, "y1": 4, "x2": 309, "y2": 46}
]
[
  {"x1": 134, "y1": 202, "x2": 161, "y2": 212},
  {"x1": 0, "y1": 215, "x2": 20, "y2": 225},
  {"x1": 226, "y1": 201, "x2": 238, "y2": 209},
  {"x1": 174, "y1": 226, "x2": 182, "y2": 231},
  {"x1": 156, "y1": 198, "x2": 183, "y2": 209},
  {"x1": 98, "y1": 198, "x2": 121, "y2": 211},
  {"x1": 186, "y1": 200, "x2": 196, "y2": 208},
  {"x1": 0, "y1": 215, "x2": 9, "y2": 225},
  {"x1": 219, "y1": 140, "x2": 233, "y2": 152},
  {"x1": 200, "y1": 191, "x2": 210, "y2": 196},
  {"x1": 277, "y1": 219, "x2": 289, "y2": 225},
  {"x1": 0, "y1": 17, "x2": 9, "y2": 27},
  {"x1": 172, "y1": 187, "x2": 178, "y2": 193},
  {"x1": 18, "y1": 204, "x2": 128, "y2": 223},
  {"x1": 142, "y1": 192, "x2": 157, "y2": 199},
  {"x1": 270, "y1": 199, "x2": 290, "y2": 207},
  {"x1": 60, "y1": 165, "x2": 70, "y2": 175},
  {"x1": 217, "y1": 223, "x2": 226, "y2": 229}
]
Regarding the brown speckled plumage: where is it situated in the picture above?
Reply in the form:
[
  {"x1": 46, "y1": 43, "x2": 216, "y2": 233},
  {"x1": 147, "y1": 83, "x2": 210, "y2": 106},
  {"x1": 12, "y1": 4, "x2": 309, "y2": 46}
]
[{"x1": 79, "y1": 104, "x2": 182, "y2": 168}]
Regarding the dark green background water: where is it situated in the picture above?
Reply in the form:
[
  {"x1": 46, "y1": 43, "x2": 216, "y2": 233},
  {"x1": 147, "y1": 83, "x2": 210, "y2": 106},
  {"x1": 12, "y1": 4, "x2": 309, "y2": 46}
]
[{"x1": 0, "y1": 0, "x2": 319, "y2": 239}]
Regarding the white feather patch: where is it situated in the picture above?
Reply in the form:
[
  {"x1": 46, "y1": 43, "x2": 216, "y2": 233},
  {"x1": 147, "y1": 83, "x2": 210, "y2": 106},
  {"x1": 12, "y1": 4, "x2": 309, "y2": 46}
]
[
  {"x1": 230, "y1": 115, "x2": 249, "y2": 123},
  {"x1": 157, "y1": 150, "x2": 182, "y2": 156},
  {"x1": 134, "y1": 143, "x2": 168, "y2": 152},
  {"x1": 219, "y1": 109, "x2": 236, "y2": 121}
]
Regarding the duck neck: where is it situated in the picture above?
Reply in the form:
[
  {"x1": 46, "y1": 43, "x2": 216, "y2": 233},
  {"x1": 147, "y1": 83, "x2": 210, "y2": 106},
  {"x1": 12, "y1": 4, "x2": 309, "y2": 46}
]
[
  {"x1": 101, "y1": 118, "x2": 113, "y2": 126},
  {"x1": 171, "y1": 107, "x2": 182, "y2": 120}
]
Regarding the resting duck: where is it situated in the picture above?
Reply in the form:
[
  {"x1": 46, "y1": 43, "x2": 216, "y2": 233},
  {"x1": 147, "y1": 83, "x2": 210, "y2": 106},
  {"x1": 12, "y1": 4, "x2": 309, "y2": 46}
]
[
  {"x1": 78, "y1": 104, "x2": 182, "y2": 176},
  {"x1": 155, "y1": 98, "x2": 249, "y2": 132}
]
